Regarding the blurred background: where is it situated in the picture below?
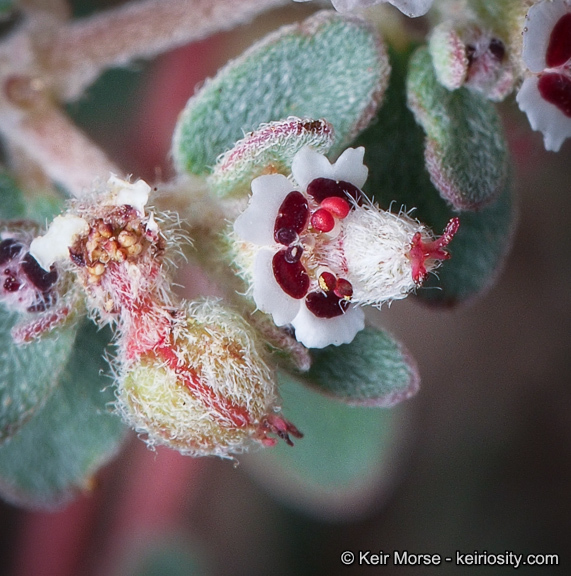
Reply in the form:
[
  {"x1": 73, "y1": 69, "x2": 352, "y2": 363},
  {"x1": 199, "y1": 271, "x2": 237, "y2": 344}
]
[{"x1": 0, "y1": 1, "x2": 570, "y2": 574}]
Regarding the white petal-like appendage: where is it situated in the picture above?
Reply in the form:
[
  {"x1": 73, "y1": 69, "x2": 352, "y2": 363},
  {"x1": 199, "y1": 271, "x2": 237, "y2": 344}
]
[
  {"x1": 291, "y1": 303, "x2": 365, "y2": 349},
  {"x1": 29, "y1": 215, "x2": 89, "y2": 271},
  {"x1": 331, "y1": 0, "x2": 379, "y2": 12},
  {"x1": 331, "y1": 147, "x2": 368, "y2": 189},
  {"x1": 517, "y1": 76, "x2": 571, "y2": 152},
  {"x1": 389, "y1": 0, "x2": 433, "y2": 17},
  {"x1": 291, "y1": 146, "x2": 334, "y2": 190},
  {"x1": 252, "y1": 248, "x2": 301, "y2": 326},
  {"x1": 234, "y1": 174, "x2": 292, "y2": 245},
  {"x1": 522, "y1": 0, "x2": 570, "y2": 73}
]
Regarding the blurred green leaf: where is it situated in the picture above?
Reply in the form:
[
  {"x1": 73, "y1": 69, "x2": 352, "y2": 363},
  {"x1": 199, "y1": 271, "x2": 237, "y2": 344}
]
[
  {"x1": 407, "y1": 47, "x2": 508, "y2": 210},
  {"x1": 0, "y1": 322, "x2": 126, "y2": 508},
  {"x1": 131, "y1": 540, "x2": 207, "y2": 576},
  {"x1": 418, "y1": 177, "x2": 514, "y2": 306},
  {"x1": 173, "y1": 11, "x2": 389, "y2": 175},
  {"x1": 301, "y1": 327, "x2": 419, "y2": 406},
  {"x1": 0, "y1": 171, "x2": 26, "y2": 219},
  {"x1": 245, "y1": 372, "x2": 399, "y2": 517},
  {"x1": 355, "y1": 48, "x2": 514, "y2": 306},
  {"x1": 0, "y1": 309, "x2": 77, "y2": 443}
]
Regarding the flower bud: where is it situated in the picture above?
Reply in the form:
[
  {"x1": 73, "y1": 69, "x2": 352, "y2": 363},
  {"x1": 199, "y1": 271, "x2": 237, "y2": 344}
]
[{"x1": 116, "y1": 299, "x2": 301, "y2": 458}]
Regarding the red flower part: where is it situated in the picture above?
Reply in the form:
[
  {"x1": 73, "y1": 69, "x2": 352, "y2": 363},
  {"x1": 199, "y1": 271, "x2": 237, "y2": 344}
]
[
  {"x1": 274, "y1": 191, "x2": 309, "y2": 244},
  {"x1": 306, "y1": 177, "x2": 361, "y2": 204},
  {"x1": 310, "y1": 208, "x2": 336, "y2": 232},
  {"x1": 408, "y1": 217, "x2": 459, "y2": 285},
  {"x1": 320, "y1": 196, "x2": 351, "y2": 218},
  {"x1": 272, "y1": 249, "x2": 310, "y2": 299},
  {"x1": 546, "y1": 12, "x2": 571, "y2": 68}
]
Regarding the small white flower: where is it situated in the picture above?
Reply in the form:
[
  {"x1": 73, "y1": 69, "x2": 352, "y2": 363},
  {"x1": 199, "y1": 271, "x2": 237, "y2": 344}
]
[
  {"x1": 292, "y1": 0, "x2": 433, "y2": 18},
  {"x1": 233, "y1": 147, "x2": 457, "y2": 348},
  {"x1": 516, "y1": 0, "x2": 571, "y2": 151}
]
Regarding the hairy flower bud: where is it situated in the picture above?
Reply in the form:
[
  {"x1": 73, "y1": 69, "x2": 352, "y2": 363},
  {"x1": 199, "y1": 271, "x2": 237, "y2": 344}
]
[{"x1": 116, "y1": 300, "x2": 301, "y2": 458}]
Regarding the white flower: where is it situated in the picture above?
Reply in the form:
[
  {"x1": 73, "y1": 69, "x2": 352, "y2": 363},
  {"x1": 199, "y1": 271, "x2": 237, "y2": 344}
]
[
  {"x1": 292, "y1": 0, "x2": 433, "y2": 18},
  {"x1": 233, "y1": 147, "x2": 457, "y2": 348},
  {"x1": 516, "y1": 0, "x2": 571, "y2": 151}
]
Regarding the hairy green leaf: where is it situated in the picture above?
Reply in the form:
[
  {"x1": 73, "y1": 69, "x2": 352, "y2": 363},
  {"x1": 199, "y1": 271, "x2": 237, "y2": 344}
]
[
  {"x1": 173, "y1": 11, "x2": 389, "y2": 175},
  {"x1": 0, "y1": 171, "x2": 26, "y2": 219},
  {"x1": 244, "y1": 373, "x2": 400, "y2": 518},
  {"x1": 0, "y1": 310, "x2": 77, "y2": 443},
  {"x1": 0, "y1": 322, "x2": 125, "y2": 508},
  {"x1": 355, "y1": 48, "x2": 514, "y2": 306},
  {"x1": 407, "y1": 47, "x2": 508, "y2": 210},
  {"x1": 418, "y1": 177, "x2": 515, "y2": 306},
  {"x1": 301, "y1": 327, "x2": 419, "y2": 406}
]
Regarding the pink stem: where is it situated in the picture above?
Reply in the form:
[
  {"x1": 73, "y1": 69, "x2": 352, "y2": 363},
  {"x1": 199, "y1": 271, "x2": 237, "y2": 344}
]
[{"x1": 45, "y1": 0, "x2": 291, "y2": 102}]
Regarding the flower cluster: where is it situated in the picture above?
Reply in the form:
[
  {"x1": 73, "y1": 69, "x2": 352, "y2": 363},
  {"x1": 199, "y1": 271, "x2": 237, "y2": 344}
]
[
  {"x1": 27, "y1": 176, "x2": 301, "y2": 458},
  {"x1": 233, "y1": 147, "x2": 458, "y2": 349},
  {"x1": 517, "y1": 0, "x2": 571, "y2": 151}
]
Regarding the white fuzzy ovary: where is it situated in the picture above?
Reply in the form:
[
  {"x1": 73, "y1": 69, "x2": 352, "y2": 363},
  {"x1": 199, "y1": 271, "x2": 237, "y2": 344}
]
[
  {"x1": 337, "y1": 205, "x2": 430, "y2": 307},
  {"x1": 116, "y1": 300, "x2": 279, "y2": 458}
]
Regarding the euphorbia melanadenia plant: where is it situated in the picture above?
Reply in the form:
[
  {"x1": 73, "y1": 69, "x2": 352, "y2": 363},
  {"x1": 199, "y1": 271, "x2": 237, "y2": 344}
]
[{"x1": 0, "y1": 0, "x2": 566, "y2": 507}]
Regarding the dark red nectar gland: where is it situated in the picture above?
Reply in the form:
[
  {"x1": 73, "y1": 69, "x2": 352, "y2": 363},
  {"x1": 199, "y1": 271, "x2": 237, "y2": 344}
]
[
  {"x1": 21, "y1": 252, "x2": 58, "y2": 292},
  {"x1": 546, "y1": 13, "x2": 571, "y2": 68},
  {"x1": 305, "y1": 290, "x2": 349, "y2": 318},
  {"x1": 0, "y1": 239, "x2": 23, "y2": 266},
  {"x1": 306, "y1": 178, "x2": 361, "y2": 204},
  {"x1": 274, "y1": 191, "x2": 309, "y2": 244},
  {"x1": 408, "y1": 217, "x2": 460, "y2": 285},
  {"x1": 538, "y1": 73, "x2": 571, "y2": 117},
  {"x1": 272, "y1": 249, "x2": 309, "y2": 299}
]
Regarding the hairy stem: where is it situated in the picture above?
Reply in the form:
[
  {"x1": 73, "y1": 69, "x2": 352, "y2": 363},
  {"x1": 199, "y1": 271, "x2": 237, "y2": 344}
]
[
  {"x1": 45, "y1": 0, "x2": 291, "y2": 101},
  {"x1": 8, "y1": 104, "x2": 119, "y2": 196}
]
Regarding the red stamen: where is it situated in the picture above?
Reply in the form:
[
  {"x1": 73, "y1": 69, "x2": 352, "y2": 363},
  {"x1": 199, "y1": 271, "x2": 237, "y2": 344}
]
[
  {"x1": 311, "y1": 208, "x2": 335, "y2": 232},
  {"x1": 258, "y1": 413, "x2": 303, "y2": 447},
  {"x1": 320, "y1": 196, "x2": 351, "y2": 219},
  {"x1": 408, "y1": 217, "x2": 460, "y2": 285}
]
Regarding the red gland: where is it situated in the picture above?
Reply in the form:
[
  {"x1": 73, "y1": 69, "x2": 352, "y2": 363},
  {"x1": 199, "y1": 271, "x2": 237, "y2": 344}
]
[
  {"x1": 334, "y1": 277, "x2": 353, "y2": 299},
  {"x1": 408, "y1": 217, "x2": 460, "y2": 285},
  {"x1": 546, "y1": 13, "x2": 571, "y2": 68},
  {"x1": 320, "y1": 196, "x2": 350, "y2": 219},
  {"x1": 258, "y1": 413, "x2": 303, "y2": 447},
  {"x1": 311, "y1": 208, "x2": 335, "y2": 232}
]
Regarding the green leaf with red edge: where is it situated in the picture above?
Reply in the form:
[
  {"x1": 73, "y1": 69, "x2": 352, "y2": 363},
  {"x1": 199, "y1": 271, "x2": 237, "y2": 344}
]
[
  {"x1": 173, "y1": 11, "x2": 389, "y2": 176},
  {"x1": 243, "y1": 372, "x2": 404, "y2": 519},
  {"x1": 0, "y1": 322, "x2": 126, "y2": 508},
  {"x1": 354, "y1": 47, "x2": 515, "y2": 306},
  {"x1": 406, "y1": 47, "x2": 508, "y2": 211},
  {"x1": 0, "y1": 309, "x2": 78, "y2": 443},
  {"x1": 299, "y1": 327, "x2": 419, "y2": 406},
  {"x1": 208, "y1": 117, "x2": 334, "y2": 198}
]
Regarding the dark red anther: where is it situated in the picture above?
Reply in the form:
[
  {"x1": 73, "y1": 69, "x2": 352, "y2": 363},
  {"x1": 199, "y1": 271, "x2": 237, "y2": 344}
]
[
  {"x1": 274, "y1": 191, "x2": 309, "y2": 244},
  {"x1": 488, "y1": 38, "x2": 505, "y2": 61},
  {"x1": 305, "y1": 290, "x2": 349, "y2": 318},
  {"x1": 546, "y1": 13, "x2": 571, "y2": 68},
  {"x1": 538, "y1": 73, "x2": 571, "y2": 117},
  {"x1": 320, "y1": 196, "x2": 351, "y2": 219},
  {"x1": 408, "y1": 217, "x2": 460, "y2": 285},
  {"x1": 334, "y1": 278, "x2": 353, "y2": 300},
  {"x1": 272, "y1": 249, "x2": 309, "y2": 299},
  {"x1": 3, "y1": 274, "x2": 21, "y2": 292},
  {"x1": 0, "y1": 239, "x2": 22, "y2": 266},
  {"x1": 310, "y1": 208, "x2": 335, "y2": 232},
  {"x1": 21, "y1": 253, "x2": 57, "y2": 292},
  {"x1": 306, "y1": 178, "x2": 361, "y2": 204},
  {"x1": 318, "y1": 271, "x2": 336, "y2": 292},
  {"x1": 284, "y1": 244, "x2": 303, "y2": 264}
]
